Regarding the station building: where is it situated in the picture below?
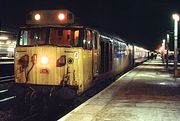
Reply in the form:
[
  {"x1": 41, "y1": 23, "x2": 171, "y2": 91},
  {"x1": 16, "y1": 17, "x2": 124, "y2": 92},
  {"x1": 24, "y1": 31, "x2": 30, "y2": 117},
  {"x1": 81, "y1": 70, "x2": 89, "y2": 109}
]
[{"x1": 0, "y1": 30, "x2": 17, "y2": 59}]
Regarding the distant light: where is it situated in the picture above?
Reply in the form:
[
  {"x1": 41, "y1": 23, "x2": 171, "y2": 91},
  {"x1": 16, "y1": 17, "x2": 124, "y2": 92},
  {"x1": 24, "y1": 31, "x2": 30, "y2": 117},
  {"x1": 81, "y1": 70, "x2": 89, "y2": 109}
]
[
  {"x1": 158, "y1": 46, "x2": 163, "y2": 52},
  {"x1": 35, "y1": 35, "x2": 38, "y2": 39},
  {"x1": 172, "y1": 14, "x2": 179, "y2": 21},
  {"x1": 7, "y1": 48, "x2": 14, "y2": 52},
  {"x1": 12, "y1": 41, "x2": 16, "y2": 45},
  {"x1": 159, "y1": 82, "x2": 166, "y2": 85},
  {"x1": 83, "y1": 39, "x2": 86, "y2": 44},
  {"x1": 163, "y1": 39, "x2": 165, "y2": 43},
  {"x1": 34, "y1": 14, "x2": 41, "y2": 21},
  {"x1": 88, "y1": 41, "x2": 91, "y2": 44},
  {"x1": 0, "y1": 36, "x2": 8, "y2": 40},
  {"x1": 6, "y1": 41, "x2": 11, "y2": 44},
  {"x1": 58, "y1": 13, "x2": 65, "y2": 20},
  {"x1": 167, "y1": 34, "x2": 170, "y2": 39}
]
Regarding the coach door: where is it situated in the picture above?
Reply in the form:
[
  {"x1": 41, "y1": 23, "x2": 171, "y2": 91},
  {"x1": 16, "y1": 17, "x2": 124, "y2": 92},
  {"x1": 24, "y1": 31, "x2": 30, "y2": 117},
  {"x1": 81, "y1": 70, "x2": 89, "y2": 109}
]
[{"x1": 92, "y1": 31, "x2": 100, "y2": 78}]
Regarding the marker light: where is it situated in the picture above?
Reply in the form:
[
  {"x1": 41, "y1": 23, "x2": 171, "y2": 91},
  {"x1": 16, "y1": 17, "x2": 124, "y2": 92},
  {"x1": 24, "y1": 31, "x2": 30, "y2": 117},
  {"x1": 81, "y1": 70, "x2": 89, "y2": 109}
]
[
  {"x1": 34, "y1": 14, "x2": 41, "y2": 21},
  {"x1": 58, "y1": 13, "x2": 65, "y2": 20},
  {"x1": 41, "y1": 56, "x2": 49, "y2": 64}
]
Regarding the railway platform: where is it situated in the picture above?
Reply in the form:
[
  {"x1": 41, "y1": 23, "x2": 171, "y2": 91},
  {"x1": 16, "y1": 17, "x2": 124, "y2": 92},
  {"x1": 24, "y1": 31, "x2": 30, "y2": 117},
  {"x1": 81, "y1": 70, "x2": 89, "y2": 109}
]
[{"x1": 58, "y1": 55, "x2": 180, "y2": 121}]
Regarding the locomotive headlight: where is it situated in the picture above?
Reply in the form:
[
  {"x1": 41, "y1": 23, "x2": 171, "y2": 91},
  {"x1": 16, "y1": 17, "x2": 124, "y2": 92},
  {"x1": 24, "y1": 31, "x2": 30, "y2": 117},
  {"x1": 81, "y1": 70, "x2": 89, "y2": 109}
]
[
  {"x1": 34, "y1": 13, "x2": 41, "y2": 21},
  {"x1": 58, "y1": 13, "x2": 65, "y2": 20},
  {"x1": 41, "y1": 56, "x2": 49, "y2": 64}
]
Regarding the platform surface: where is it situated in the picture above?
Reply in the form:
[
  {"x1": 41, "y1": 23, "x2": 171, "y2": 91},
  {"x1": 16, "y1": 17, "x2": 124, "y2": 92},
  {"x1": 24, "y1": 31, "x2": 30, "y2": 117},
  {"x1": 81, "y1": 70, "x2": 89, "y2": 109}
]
[{"x1": 58, "y1": 56, "x2": 180, "y2": 121}]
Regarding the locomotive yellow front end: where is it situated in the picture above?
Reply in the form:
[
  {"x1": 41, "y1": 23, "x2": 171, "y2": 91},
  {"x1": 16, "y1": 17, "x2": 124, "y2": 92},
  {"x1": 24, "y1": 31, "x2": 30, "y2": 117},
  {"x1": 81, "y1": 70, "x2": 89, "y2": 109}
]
[
  {"x1": 13, "y1": 26, "x2": 85, "y2": 105},
  {"x1": 15, "y1": 46, "x2": 82, "y2": 86},
  {"x1": 13, "y1": 10, "x2": 86, "y2": 108}
]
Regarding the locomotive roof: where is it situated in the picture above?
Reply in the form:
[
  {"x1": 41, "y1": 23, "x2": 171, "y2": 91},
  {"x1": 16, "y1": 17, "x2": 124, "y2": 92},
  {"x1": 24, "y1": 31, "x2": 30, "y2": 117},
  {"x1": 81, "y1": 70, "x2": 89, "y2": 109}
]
[
  {"x1": 24, "y1": 9, "x2": 128, "y2": 45},
  {"x1": 20, "y1": 25, "x2": 126, "y2": 44},
  {"x1": 20, "y1": 25, "x2": 84, "y2": 29}
]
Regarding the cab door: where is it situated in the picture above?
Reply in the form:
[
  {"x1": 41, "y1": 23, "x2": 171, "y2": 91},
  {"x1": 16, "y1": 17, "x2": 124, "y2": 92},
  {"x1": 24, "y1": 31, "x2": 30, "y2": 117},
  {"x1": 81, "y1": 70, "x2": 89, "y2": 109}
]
[{"x1": 92, "y1": 31, "x2": 100, "y2": 78}]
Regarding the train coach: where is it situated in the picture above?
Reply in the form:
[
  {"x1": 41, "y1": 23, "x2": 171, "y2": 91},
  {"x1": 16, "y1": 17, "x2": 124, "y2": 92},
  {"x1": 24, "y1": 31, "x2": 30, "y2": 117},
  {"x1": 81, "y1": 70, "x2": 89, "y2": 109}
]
[{"x1": 12, "y1": 9, "x2": 149, "y2": 111}]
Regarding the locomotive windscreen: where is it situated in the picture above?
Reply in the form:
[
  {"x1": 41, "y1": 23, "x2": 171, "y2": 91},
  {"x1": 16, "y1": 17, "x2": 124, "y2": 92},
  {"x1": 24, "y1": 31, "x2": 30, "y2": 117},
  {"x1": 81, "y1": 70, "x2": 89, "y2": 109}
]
[{"x1": 18, "y1": 27, "x2": 82, "y2": 47}]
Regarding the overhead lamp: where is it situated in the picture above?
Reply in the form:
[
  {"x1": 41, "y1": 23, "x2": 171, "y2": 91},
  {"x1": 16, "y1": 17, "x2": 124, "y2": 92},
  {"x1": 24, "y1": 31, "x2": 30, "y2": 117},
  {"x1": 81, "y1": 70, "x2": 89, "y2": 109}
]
[
  {"x1": 172, "y1": 14, "x2": 179, "y2": 21},
  {"x1": 172, "y1": 13, "x2": 179, "y2": 77}
]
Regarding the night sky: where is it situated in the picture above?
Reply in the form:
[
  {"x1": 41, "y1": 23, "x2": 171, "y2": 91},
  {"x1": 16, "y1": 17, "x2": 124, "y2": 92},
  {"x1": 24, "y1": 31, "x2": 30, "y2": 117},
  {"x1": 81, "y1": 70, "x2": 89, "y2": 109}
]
[{"x1": 1, "y1": 0, "x2": 180, "y2": 50}]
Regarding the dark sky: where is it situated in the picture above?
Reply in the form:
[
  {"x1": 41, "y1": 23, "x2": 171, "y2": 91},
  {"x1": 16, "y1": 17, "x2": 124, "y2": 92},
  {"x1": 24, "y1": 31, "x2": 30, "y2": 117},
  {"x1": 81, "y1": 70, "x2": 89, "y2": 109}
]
[{"x1": 1, "y1": 0, "x2": 180, "y2": 50}]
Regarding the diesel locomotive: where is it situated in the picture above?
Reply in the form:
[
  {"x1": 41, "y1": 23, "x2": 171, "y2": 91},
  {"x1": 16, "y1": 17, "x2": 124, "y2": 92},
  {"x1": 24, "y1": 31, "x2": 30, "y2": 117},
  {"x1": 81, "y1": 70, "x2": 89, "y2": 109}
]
[{"x1": 12, "y1": 9, "x2": 149, "y2": 110}]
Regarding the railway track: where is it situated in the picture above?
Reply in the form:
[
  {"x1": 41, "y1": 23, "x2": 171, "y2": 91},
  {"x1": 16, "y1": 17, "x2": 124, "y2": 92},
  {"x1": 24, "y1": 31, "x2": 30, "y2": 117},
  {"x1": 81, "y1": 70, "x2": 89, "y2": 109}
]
[
  {"x1": 0, "y1": 89, "x2": 16, "y2": 102},
  {"x1": 0, "y1": 75, "x2": 16, "y2": 109},
  {"x1": 0, "y1": 75, "x2": 14, "y2": 83},
  {"x1": 0, "y1": 88, "x2": 16, "y2": 109}
]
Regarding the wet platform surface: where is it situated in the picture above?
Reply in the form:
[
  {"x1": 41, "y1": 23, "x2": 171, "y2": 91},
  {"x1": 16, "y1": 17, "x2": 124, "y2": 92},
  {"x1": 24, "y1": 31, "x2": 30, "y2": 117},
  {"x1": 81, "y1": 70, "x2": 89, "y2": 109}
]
[{"x1": 58, "y1": 56, "x2": 180, "y2": 121}]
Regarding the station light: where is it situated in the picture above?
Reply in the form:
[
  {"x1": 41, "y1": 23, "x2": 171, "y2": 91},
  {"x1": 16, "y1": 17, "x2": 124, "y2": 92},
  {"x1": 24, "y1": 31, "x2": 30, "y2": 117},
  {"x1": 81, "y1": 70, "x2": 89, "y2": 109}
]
[
  {"x1": 172, "y1": 13, "x2": 179, "y2": 77},
  {"x1": 172, "y1": 14, "x2": 180, "y2": 21},
  {"x1": 34, "y1": 13, "x2": 41, "y2": 21},
  {"x1": 58, "y1": 13, "x2": 65, "y2": 21},
  {"x1": 6, "y1": 41, "x2": 11, "y2": 44},
  {"x1": 162, "y1": 39, "x2": 166, "y2": 50},
  {"x1": 0, "y1": 36, "x2": 8, "y2": 40},
  {"x1": 41, "y1": 56, "x2": 49, "y2": 64},
  {"x1": 7, "y1": 48, "x2": 14, "y2": 52}
]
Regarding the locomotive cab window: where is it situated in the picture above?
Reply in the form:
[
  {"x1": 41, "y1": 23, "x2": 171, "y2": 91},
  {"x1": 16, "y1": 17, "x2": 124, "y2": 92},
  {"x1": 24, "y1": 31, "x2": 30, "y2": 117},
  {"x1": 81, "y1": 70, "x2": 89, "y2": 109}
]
[
  {"x1": 17, "y1": 27, "x2": 82, "y2": 47},
  {"x1": 50, "y1": 28, "x2": 81, "y2": 47},
  {"x1": 18, "y1": 28, "x2": 49, "y2": 46},
  {"x1": 83, "y1": 30, "x2": 92, "y2": 50}
]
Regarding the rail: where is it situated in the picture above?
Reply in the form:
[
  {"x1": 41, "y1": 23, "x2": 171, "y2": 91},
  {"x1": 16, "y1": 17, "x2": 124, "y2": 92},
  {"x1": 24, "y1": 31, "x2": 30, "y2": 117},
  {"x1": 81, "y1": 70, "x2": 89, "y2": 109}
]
[
  {"x1": 0, "y1": 96, "x2": 16, "y2": 103},
  {"x1": 0, "y1": 88, "x2": 16, "y2": 109},
  {"x1": 0, "y1": 75, "x2": 14, "y2": 83},
  {"x1": 0, "y1": 76, "x2": 16, "y2": 107}
]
